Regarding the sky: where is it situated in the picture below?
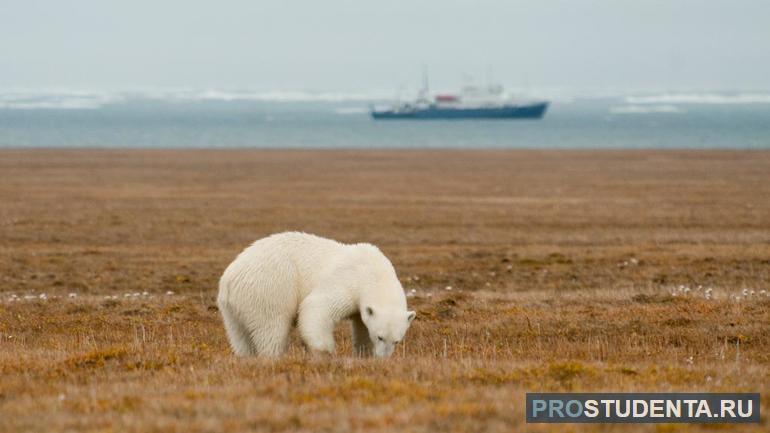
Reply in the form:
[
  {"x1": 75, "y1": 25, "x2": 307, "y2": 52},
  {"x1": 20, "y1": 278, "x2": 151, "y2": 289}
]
[{"x1": 1, "y1": 0, "x2": 769, "y2": 93}]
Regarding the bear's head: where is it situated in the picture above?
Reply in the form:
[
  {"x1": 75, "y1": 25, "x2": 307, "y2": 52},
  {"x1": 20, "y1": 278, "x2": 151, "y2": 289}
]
[{"x1": 361, "y1": 306, "x2": 416, "y2": 357}]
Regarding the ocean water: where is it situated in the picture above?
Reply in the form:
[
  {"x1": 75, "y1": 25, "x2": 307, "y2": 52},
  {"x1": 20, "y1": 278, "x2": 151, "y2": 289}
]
[{"x1": 0, "y1": 90, "x2": 769, "y2": 149}]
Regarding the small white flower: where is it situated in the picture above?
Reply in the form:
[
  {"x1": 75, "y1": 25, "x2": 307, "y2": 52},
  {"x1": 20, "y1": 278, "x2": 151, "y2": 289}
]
[
  {"x1": 166, "y1": 291, "x2": 174, "y2": 295},
  {"x1": 142, "y1": 291, "x2": 149, "y2": 296},
  {"x1": 68, "y1": 293, "x2": 77, "y2": 298},
  {"x1": 444, "y1": 286, "x2": 453, "y2": 291}
]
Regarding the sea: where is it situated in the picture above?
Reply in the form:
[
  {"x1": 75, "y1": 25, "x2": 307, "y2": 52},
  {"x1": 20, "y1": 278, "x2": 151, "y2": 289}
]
[{"x1": 1, "y1": 89, "x2": 769, "y2": 149}]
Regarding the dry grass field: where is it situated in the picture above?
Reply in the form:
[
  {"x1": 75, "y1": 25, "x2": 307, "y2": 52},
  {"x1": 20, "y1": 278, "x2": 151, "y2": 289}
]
[{"x1": 1, "y1": 149, "x2": 768, "y2": 432}]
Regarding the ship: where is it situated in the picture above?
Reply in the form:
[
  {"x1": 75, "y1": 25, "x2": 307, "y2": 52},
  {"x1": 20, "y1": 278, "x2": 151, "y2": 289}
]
[{"x1": 371, "y1": 83, "x2": 549, "y2": 120}]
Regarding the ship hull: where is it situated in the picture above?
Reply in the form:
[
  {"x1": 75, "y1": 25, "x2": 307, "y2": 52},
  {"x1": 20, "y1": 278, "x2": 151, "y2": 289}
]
[{"x1": 371, "y1": 102, "x2": 548, "y2": 120}]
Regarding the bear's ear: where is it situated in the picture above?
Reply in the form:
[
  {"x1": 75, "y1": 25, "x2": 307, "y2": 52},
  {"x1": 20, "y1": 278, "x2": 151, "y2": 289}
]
[
  {"x1": 366, "y1": 306, "x2": 375, "y2": 317},
  {"x1": 406, "y1": 311, "x2": 416, "y2": 323}
]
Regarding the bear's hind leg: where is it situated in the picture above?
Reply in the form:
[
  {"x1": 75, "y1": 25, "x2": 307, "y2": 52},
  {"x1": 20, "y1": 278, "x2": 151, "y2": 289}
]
[
  {"x1": 246, "y1": 317, "x2": 292, "y2": 358},
  {"x1": 220, "y1": 303, "x2": 256, "y2": 356}
]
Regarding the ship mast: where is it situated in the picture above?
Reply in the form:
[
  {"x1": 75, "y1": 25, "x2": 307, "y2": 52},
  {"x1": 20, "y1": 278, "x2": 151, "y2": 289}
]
[{"x1": 418, "y1": 66, "x2": 430, "y2": 102}]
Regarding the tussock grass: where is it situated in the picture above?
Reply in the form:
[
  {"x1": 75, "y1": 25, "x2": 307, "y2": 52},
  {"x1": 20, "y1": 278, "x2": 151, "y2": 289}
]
[
  {"x1": 1, "y1": 150, "x2": 769, "y2": 432},
  {"x1": 1, "y1": 290, "x2": 767, "y2": 432}
]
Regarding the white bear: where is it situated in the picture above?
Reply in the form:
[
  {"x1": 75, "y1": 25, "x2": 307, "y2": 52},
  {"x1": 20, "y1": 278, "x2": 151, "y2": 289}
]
[{"x1": 217, "y1": 232, "x2": 415, "y2": 358}]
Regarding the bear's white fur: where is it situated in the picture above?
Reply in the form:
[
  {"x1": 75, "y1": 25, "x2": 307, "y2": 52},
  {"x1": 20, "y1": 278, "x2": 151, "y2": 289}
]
[{"x1": 217, "y1": 232, "x2": 415, "y2": 358}]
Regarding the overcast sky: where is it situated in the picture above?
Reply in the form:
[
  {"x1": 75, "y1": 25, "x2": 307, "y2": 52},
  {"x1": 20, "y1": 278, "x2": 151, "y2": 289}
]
[{"x1": 1, "y1": 0, "x2": 769, "y2": 92}]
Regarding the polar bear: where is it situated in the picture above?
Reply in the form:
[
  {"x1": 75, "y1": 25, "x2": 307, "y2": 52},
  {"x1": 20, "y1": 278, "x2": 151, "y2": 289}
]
[{"x1": 217, "y1": 232, "x2": 415, "y2": 358}]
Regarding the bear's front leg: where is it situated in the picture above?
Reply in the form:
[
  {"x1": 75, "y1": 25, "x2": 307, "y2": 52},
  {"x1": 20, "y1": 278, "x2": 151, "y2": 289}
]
[
  {"x1": 298, "y1": 294, "x2": 338, "y2": 355},
  {"x1": 351, "y1": 315, "x2": 373, "y2": 357}
]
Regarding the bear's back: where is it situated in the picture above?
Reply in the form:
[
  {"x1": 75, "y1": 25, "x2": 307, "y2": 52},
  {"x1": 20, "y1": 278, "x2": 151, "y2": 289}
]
[{"x1": 219, "y1": 232, "x2": 346, "y2": 299}]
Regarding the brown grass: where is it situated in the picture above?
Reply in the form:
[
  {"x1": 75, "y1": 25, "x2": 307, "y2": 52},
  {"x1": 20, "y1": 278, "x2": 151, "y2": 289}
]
[{"x1": 0, "y1": 149, "x2": 769, "y2": 432}]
